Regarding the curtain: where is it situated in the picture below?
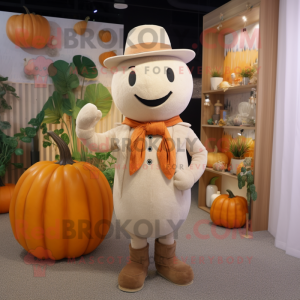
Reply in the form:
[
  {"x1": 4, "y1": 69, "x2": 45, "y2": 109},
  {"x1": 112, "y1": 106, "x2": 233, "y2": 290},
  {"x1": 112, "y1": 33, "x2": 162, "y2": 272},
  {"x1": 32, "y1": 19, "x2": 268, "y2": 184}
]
[{"x1": 268, "y1": 0, "x2": 300, "y2": 258}]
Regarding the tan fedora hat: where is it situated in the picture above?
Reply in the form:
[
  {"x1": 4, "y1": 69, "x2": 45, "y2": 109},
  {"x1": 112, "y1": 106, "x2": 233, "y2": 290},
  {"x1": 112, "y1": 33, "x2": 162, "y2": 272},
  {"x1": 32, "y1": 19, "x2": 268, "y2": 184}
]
[{"x1": 104, "y1": 25, "x2": 195, "y2": 68}]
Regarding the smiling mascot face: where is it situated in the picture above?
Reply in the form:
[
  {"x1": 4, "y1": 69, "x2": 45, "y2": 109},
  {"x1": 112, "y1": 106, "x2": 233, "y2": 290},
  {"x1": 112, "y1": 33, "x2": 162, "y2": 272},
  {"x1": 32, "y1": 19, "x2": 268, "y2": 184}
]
[{"x1": 111, "y1": 55, "x2": 193, "y2": 122}]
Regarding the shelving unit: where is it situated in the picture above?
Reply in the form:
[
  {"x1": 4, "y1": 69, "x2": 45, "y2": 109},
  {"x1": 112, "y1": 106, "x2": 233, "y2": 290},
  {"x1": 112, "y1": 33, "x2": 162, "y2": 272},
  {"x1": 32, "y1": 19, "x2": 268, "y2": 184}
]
[
  {"x1": 202, "y1": 125, "x2": 256, "y2": 130},
  {"x1": 198, "y1": 0, "x2": 279, "y2": 231},
  {"x1": 203, "y1": 84, "x2": 257, "y2": 95}
]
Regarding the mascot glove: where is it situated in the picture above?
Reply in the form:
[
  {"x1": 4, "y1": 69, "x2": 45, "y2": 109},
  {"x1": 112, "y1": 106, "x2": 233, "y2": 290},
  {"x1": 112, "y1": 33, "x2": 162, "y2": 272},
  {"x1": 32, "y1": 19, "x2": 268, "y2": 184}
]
[
  {"x1": 76, "y1": 103, "x2": 102, "y2": 139},
  {"x1": 173, "y1": 169, "x2": 195, "y2": 191}
]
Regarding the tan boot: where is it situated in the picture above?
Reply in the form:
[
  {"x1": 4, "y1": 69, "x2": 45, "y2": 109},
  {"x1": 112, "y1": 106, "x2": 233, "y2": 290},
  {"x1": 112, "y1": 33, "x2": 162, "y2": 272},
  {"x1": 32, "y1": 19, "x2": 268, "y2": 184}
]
[
  {"x1": 154, "y1": 239, "x2": 194, "y2": 286},
  {"x1": 118, "y1": 243, "x2": 149, "y2": 292}
]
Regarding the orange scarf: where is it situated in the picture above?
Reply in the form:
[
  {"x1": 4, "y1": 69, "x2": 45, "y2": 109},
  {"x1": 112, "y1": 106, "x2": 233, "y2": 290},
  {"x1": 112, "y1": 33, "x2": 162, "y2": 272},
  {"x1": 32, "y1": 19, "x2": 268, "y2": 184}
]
[{"x1": 122, "y1": 116, "x2": 182, "y2": 179}]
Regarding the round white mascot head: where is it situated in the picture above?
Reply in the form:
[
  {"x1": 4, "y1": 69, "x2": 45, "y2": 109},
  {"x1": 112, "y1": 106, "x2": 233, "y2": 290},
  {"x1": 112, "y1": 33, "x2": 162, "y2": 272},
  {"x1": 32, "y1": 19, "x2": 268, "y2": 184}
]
[{"x1": 104, "y1": 25, "x2": 195, "y2": 122}]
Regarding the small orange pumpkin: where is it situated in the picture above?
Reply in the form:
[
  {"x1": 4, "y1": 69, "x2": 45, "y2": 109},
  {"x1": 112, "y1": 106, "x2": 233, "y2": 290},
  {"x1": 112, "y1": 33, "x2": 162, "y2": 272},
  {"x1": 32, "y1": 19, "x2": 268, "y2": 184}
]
[
  {"x1": 9, "y1": 132, "x2": 113, "y2": 260},
  {"x1": 99, "y1": 30, "x2": 112, "y2": 43},
  {"x1": 6, "y1": 6, "x2": 50, "y2": 49},
  {"x1": 207, "y1": 146, "x2": 229, "y2": 168},
  {"x1": 99, "y1": 51, "x2": 117, "y2": 68},
  {"x1": 210, "y1": 190, "x2": 248, "y2": 228},
  {"x1": 0, "y1": 183, "x2": 15, "y2": 214},
  {"x1": 73, "y1": 17, "x2": 90, "y2": 35}
]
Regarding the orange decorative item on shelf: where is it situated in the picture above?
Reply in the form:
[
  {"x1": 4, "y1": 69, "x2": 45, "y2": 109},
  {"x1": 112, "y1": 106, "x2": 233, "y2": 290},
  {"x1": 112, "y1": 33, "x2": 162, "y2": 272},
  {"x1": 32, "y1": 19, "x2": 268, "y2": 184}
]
[
  {"x1": 99, "y1": 30, "x2": 112, "y2": 43},
  {"x1": 99, "y1": 51, "x2": 117, "y2": 68},
  {"x1": 210, "y1": 190, "x2": 248, "y2": 229},
  {"x1": 9, "y1": 132, "x2": 113, "y2": 260},
  {"x1": 73, "y1": 16, "x2": 90, "y2": 35},
  {"x1": 0, "y1": 183, "x2": 15, "y2": 214},
  {"x1": 207, "y1": 146, "x2": 228, "y2": 168},
  {"x1": 6, "y1": 6, "x2": 50, "y2": 49}
]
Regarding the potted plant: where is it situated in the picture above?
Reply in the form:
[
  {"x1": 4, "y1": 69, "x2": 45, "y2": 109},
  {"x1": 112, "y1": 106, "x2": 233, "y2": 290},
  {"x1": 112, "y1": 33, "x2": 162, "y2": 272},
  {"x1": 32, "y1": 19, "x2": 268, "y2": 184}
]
[
  {"x1": 229, "y1": 137, "x2": 250, "y2": 174},
  {"x1": 210, "y1": 68, "x2": 223, "y2": 90},
  {"x1": 237, "y1": 157, "x2": 257, "y2": 236},
  {"x1": 239, "y1": 67, "x2": 255, "y2": 85}
]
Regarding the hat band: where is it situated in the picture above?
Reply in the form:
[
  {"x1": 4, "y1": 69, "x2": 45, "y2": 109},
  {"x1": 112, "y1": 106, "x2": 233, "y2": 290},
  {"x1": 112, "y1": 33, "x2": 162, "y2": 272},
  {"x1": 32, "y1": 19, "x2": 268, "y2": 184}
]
[{"x1": 124, "y1": 43, "x2": 172, "y2": 55}]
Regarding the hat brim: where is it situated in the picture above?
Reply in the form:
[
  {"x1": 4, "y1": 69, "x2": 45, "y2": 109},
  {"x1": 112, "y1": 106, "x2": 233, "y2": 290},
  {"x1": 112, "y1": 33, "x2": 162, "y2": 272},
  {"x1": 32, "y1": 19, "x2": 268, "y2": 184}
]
[{"x1": 103, "y1": 49, "x2": 195, "y2": 69}]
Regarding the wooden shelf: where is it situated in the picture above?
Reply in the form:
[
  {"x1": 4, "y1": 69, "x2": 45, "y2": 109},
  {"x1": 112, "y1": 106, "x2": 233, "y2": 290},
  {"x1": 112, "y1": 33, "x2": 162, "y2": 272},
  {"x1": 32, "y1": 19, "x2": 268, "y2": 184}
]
[
  {"x1": 202, "y1": 125, "x2": 256, "y2": 130},
  {"x1": 203, "y1": 84, "x2": 257, "y2": 95},
  {"x1": 199, "y1": 206, "x2": 211, "y2": 213},
  {"x1": 205, "y1": 167, "x2": 238, "y2": 179}
]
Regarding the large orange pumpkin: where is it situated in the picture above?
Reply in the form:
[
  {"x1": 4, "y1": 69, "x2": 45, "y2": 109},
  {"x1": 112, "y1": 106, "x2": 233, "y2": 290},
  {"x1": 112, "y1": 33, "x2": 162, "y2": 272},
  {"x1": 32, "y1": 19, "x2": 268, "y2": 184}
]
[
  {"x1": 9, "y1": 132, "x2": 113, "y2": 260},
  {"x1": 207, "y1": 146, "x2": 229, "y2": 168},
  {"x1": 6, "y1": 6, "x2": 50, "y2": 49},
  {"x1": 210, "y1": 190, "x2": 248, "y2": 228},
  {"x1": 0, "y1": 183, "x2": 15, "y2": 214}
]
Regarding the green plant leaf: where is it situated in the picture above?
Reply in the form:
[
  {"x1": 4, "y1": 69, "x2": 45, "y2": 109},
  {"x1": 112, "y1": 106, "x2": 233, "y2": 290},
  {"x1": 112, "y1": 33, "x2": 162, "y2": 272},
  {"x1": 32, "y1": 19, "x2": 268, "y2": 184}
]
[
  {"x1": 0, "y1": 121, "x2": 11, "y2": 130},
  {"x1": 73, "y1": 55, "x2": 98, "y2": 79},
  {"x1": 43, "y1": 141, "x2": 52, "y2": 148},
  {"x1": 0, "y1": 164, "x2": 6, "y2": 176},
  {"x1": 42, "y1": 126, "x2": 47, "y2": 134},
  {"x1": 43, "y1": 91, "x2": 64, "y2": 124},
  {"x1": 11, "y1": 162, "x2": 23, "y2": 168},
  {"x1": 1, "y1": 99, "x2": 12, "y2": 110},
  {"x1": 36, "y1": 110, "x2": 45, "y2": 126},
  {"x1": 44, "y1": 134, "x2": 50, "y2": 141},
  {"x1": 20, "y1": 128, "x2": 25, "y2": 134},
  {"x1": 15, "y1": 148, "x2": 23, "y2": 155},
  {"x1": 21, "y1": 136, "x2": 32, "y2": 143},
  {"x1": 48, "y1": 61, "x2": 79, "y2": 94},
  {"x1": 95, "y1": 152, "x2": 111, "y2": 160},
  {"x1": 28, "y1": 118, "x2": 39, "y2": 126},
  {"x1": 25, "y1": 127, "x2": 37, "y2": 138},
  {"x1": 76, "y1": 99, "x2": 88, "y2": 109},
  {"x1": 58, "y1": 129, "x2": 64, "y2": 134},
  {"x1": 68, "y1": 92, "x2": 81, "y2": 119},
  {"x1": 14, "y1": 132, "x2": 24, "y2": 138},
  {"x1": 251, "y1": 191, "x2": 258, "y2": 201},
  {"x1": 55, "y1": 154, "x2": 60, "y2": 161},
  {"x1": 62, "y1": 97, "x2": 73, "y2": 116},
  {"x1": 3, "y1": 84, "x2": 15, "y2": 92},
  {"x1": 61, "y1": 133, "x2": 70, "y2": 145},
  {"x1": 72, "y1": 151, "x2": 81, "y2": 161},
  {"x1": 83, "y1": 83, "x2": 112, "y2": 117},
  {"x1": 102, "y1": 168, "x2": 115, "y2": 188},
  {"x1": 0, "y1": 76, "x2": 8, "y2": 81}
]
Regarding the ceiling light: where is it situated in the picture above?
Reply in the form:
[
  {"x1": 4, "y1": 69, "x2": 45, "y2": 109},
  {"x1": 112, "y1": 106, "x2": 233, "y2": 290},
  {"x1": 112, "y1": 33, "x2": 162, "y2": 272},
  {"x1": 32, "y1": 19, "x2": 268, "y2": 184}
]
[
  {"x1": 243, "y1": 16, "x2": 247, "y2": 22},
  {"x1": 94, "y1": 9, "x2": 98, "y2": 13},
  {"x1": 114, "y1": 1, "x2": 128, "y2": 9}
]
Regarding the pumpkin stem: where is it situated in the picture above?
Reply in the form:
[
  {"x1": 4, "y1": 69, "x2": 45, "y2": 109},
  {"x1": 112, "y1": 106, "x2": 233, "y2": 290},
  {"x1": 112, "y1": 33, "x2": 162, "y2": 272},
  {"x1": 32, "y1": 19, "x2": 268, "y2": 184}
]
[
  {"x1": 23, "y1": 6, "x2": 30, "y2": 14},
  {"x1": 85, "y1": 16, "x2": 90, "y2": 22},
  {"x1": 0, "y1": 177, "x2": 4, "y2": 187},
  {"x1": 48, "y1": 131, "x2": 75, "y2": 166},
  {"x1": 226, "y1": 189, "x2": 235, "y2": 198}
]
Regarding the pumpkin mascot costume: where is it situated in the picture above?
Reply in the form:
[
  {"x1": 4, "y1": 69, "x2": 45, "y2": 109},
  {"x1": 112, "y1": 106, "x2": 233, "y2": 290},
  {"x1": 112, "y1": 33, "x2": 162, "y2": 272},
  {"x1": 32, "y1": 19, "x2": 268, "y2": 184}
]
[{"x1": 76, "y1": 25, "x2": 207, "y2": 292}]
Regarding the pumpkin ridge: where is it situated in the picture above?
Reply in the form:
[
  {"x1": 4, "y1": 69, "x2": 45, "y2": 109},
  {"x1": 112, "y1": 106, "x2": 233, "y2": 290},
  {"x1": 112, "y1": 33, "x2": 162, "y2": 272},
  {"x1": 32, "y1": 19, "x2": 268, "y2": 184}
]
[
  {"x1": 20, "y1": 165, "x2": 48, "y2": 252},
  {"x1": 72, "y1": 164, "x2": 93, "y2": 256},
  {"x1": 43, "y1": 165, "x2": 62, "y2": 259},
  {"x1": 13, "y1": 167, "x2": 38, "y2": 249},
  {"x1": 26, "y1": 164, "x2": 59, "y2": 258}
]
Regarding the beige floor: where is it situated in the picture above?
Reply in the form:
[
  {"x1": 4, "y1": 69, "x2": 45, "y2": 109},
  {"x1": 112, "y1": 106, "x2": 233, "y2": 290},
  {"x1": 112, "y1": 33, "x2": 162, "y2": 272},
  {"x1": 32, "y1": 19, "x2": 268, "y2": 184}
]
[{"x1": 1, "y1": 185, "x2": 300, "y2": 300}]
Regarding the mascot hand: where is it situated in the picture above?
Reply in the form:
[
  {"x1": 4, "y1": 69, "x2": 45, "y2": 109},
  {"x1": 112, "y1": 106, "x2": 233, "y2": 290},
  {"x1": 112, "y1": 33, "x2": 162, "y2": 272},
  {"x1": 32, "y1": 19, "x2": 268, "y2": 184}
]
[
  {"x1": 76, "y1": 103, "x2": 102, "y2": 130},
  {"x1": 173, "y1": 169, "x2": 194, "y2": 191}
]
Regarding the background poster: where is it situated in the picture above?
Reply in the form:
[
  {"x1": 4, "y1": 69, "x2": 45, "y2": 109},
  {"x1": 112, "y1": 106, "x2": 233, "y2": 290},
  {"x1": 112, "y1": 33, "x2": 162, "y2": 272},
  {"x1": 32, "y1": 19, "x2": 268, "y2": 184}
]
[
  {"x1": 0, "y1": 11, "x2": 124, "y2": 87},
  {"x1": 223, "y1": 22, "x2": 259, "y2": 83}
]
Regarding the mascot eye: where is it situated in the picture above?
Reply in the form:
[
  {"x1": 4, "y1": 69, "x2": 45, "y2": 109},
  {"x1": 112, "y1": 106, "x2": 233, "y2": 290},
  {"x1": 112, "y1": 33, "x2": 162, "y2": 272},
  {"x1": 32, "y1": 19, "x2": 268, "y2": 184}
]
[
  {"x1": 129, "y1": 70, "x2": 136, "y2": 86},
  {"x1": 166, "y1": 68, "x2": 174, "y2": 82}
]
